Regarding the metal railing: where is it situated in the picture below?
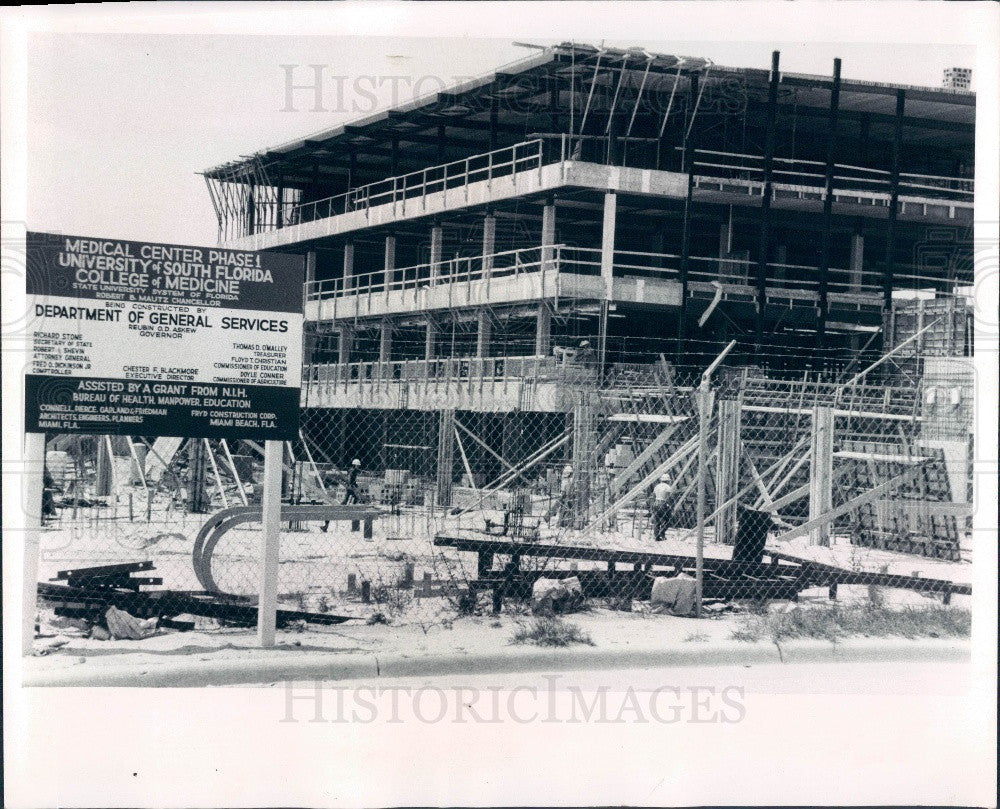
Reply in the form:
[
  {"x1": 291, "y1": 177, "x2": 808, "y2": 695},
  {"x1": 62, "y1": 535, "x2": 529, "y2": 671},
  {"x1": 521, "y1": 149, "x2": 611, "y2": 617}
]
[
  {"x1": 691, "y1": 148, "x2": 974, "y2": 202},
  {"x1": 575, "y1": 247, "x2": 887, "y2": 298},
  {"x1": 287, "y1": 139, "x2": 546, "y2": 227},
  {"x1": 303, "y1": 354, "x2": 598, "y2": 394},
  {"x1": 305, "y1": 244, "x2": 590, "y2": 302},
  {"x1": 304, "y1": 241, "x2": 966, "y2": 313}
]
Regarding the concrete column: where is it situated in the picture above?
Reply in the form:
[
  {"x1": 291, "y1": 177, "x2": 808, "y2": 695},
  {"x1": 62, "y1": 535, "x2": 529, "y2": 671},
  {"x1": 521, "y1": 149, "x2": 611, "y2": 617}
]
[
  {"x1": 95, "y1": 438, "x2": 112, "y2": 497},
  {"x1": 429, "y1": 225, "x2": 443, "y2": 284},
  {"x1": 341, "y1": 243, "x2": 353, "y2": 290},
  {"x1": 383, "y1": 235, "x2": 395, "y2": 291},
  {"x1": 305, "y1": 250, "x2": 317, "y2": 294},
  {"x1": 849, "y1": 231, "x2": 864, "y2": 292},
  {"x1": 424, "y1": 318, "x2": 438, "y2": 361},
  {"x1": 534, "y1": 303, "x2": 551, "y2": 357},
  {"x1": 338, "y1": 325, "x2": 354, "y2": 364},
  {"x1": 600, "y1": 192, "x2": 616, "y2": 300},
  {"x1": 379, "y1": 322, "x2": 393, "y2": 363},
  {"x1": 476, "y1": 309, "x2": 492, "y2": 358},
  {"x1": 436, "y1": 409, "x2": 456, "y2": 507},
  {"x1": 718, "y1": 211, "x2": 733, "y2": 277},
  {"x1": 540, "y1": 199, "x2": 556, "y2": 268},
  {"x1": 809, "y1": 405, "x2": 835, "y2": 547},
  {"x1": 481, "y1": 213, "x2": 496, "y2": 275},
  {"x1": 774, "y1": 244, "x2": 787, "y2": 281}
]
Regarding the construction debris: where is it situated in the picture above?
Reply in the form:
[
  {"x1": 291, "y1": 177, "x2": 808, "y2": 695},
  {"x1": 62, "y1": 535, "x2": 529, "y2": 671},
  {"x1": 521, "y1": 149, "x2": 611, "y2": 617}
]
[
  {"x1": 38, "y1": 562, "x2": 352, "y2": 632},
  {"x1": 104, "y1": 606, "x2": 159, "y2": 640},
  {"x1": 650, "y1": 574, "x2": 697, "y2": 617}
]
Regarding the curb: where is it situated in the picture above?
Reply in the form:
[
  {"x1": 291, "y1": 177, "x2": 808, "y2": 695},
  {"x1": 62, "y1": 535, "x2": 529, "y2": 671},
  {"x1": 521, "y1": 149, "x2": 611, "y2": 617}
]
[{"x1": 24, "y1": 638, "x2": 970, "y2": 688}]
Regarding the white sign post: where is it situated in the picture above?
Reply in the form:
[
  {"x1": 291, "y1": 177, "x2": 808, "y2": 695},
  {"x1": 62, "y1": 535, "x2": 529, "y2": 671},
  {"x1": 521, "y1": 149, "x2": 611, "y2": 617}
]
[
  {"x1": 23, "y1": 232, "x2": 303, "y2": 653},
  {"x1": 257, "y1": 439, "x2": 284, "y2": 646}
]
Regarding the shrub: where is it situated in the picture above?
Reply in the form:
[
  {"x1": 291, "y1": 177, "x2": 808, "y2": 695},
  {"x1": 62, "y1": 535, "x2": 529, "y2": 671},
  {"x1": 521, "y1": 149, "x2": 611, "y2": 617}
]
[
  {"x1": 510, "y1": 616, "x2": 594, "y2": 647},
  {"x1": 731, "y1": 602, "x2": 971, "y2": 643}
]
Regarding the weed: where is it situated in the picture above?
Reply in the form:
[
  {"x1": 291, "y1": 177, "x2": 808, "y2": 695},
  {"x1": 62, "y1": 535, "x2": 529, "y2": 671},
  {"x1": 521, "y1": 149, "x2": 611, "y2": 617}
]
[
  {"x1": 510, "y1": 616, "x2": 594, "y2": 647},
  {"x1": 731, "y1": 602, "x2": 971, "y2": 643},
  {"x1": 371, "y1": 578, "x2": 414, "y2": 618},
  {"x1": 683, "y1": 632, "x2": 710, "y2": 643}
]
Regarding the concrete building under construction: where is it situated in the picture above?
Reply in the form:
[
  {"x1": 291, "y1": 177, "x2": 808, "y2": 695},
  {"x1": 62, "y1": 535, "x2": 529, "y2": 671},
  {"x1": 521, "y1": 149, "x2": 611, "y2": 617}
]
[{"x1": 202, "y1": 43, "x2": 976, "y2": 556}]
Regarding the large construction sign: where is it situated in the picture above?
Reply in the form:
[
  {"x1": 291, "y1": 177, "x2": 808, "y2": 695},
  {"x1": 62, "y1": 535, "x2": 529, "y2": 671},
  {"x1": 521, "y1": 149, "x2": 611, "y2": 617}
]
[{"x1": 24, "y1": 232, "x2": 304, "y2": 440}]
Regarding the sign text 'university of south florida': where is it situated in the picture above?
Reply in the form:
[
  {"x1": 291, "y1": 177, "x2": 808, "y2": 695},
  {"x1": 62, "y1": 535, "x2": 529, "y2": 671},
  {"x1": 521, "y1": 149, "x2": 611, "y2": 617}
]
[{"x1": 24, "y1": 232, "x2": 304, "y2": 440}]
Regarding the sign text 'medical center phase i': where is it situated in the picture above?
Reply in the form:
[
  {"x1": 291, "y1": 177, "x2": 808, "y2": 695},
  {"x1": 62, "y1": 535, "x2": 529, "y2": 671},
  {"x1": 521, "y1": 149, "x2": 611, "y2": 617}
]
[{"x1": 24, "y1": 232, "x2": 305, "y2": 440}]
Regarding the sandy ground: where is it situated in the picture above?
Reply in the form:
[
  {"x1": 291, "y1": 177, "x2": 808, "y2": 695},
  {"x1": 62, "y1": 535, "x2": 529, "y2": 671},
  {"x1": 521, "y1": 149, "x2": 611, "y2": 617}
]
[
  {"x1": 26, "y1": 579, "x2": 970, "y2": 687},
  {"x1": 32, "y1": 465, "x2": 972, "y2": 686}
]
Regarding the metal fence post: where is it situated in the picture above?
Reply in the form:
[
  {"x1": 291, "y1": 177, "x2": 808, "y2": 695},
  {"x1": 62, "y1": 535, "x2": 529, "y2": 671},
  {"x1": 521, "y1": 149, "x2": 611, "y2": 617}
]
[
  {"x1": 694, "y1": 381, "x2": 714, "y2": 618},
  {"x1": 695, "y1": 340, "x2": 736, "y2": 618},
  {"x1": 809, "y1": 405, "x2": 835, "y2": 546}
]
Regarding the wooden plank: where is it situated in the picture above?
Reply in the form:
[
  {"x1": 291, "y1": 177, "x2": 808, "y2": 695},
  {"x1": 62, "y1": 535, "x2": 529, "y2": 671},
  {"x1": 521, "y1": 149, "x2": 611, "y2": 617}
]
[
  {"x1": 609, "y1": 423, "x2": 681, "y2": 495},
  {"x1": 773, "y1": 466, "x2": 921, "y2": 545},
  {"x1": 54, "y1": 561, "x2": 154, "y2": 580}
]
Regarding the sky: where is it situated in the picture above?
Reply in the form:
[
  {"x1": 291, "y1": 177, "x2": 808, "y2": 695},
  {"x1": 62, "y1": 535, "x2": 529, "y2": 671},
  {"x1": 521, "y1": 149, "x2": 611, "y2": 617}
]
[{"x1": 26, "y1": 34, "x2": 974, "y2": 247}]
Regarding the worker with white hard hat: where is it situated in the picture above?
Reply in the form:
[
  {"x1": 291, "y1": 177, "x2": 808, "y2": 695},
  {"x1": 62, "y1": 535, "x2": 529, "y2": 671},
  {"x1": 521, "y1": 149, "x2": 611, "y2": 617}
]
[
  {"x1": 321, "y1": 458, "x2": 363, "y2": 532},
  {"x1": 343, "y1": 459, "x2": 362, "y2": 504},
  {"x1": 651, "y1": 472, "x2": 674, "y2": 542}
]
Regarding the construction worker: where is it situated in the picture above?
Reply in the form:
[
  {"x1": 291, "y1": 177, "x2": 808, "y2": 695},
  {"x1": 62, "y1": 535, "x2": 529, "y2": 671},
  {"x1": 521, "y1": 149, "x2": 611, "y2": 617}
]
[
  {"x1": 343, "y1": 458, "x2": 362, "y2": 505},
  {"x1": 651, "y1": 472, "x2": 674, "y2": 542},
  {"x1": 322, "y1": 459, "x2": 363, "y2": 531},
  {"x1": 549, "y1": 464, "x2": 575, "y2": 527},
  {"x1": 576, "y1": 339, "x2": 597, "y2": 371}
]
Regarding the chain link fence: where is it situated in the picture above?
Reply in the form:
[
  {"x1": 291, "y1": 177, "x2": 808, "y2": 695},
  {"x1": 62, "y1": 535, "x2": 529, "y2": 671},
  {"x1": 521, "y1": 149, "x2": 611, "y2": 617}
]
[{"x1": 33, "y1": 340, "x2": 974, "y2": 639}]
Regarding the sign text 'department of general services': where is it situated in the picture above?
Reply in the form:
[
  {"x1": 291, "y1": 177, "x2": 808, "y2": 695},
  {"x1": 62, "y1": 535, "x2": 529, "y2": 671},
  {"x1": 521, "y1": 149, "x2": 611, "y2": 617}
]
[{"x1": 24, "y1": 232, "x2": 304, "y2": 440}]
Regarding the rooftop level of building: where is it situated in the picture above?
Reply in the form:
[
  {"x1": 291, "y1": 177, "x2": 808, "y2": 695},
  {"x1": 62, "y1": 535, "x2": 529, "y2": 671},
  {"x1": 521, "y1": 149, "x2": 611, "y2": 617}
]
[
  {"x1": 213, "y1": 139, "x2": 973, "y2": 250},
  {"x1": 203, "y1": 42, "x2": 975, "y2": 246}
]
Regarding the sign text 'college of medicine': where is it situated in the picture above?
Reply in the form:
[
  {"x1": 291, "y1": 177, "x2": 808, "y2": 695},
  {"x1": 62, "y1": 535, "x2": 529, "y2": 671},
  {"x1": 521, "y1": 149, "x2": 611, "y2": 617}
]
[{"x1": 24, "y1": 232, "x2": 304, "y2": 440}]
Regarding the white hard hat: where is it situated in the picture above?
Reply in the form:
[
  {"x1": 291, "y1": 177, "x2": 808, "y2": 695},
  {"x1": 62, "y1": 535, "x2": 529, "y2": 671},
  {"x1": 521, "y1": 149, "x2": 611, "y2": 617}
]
[
  {"x1": 352, "y1": 459, "x2": 361, "y2": 466},
  {"x1": 579, "y1": 340, "x2": 590, "y2": 347},
  {"x1": 659, "y1": 473, "x2": 671, "y2": 482},
  {"x1": 563, "y1": 465, "x2": 573, "y2": 475}
]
